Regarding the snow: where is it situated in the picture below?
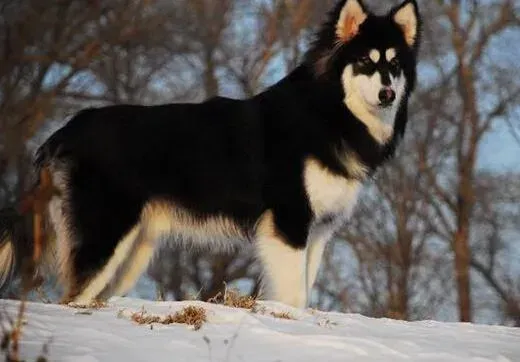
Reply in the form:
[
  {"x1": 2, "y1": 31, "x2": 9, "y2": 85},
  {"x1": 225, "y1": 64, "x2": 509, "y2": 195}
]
[{"x1": 1, "y1": 297, "x2": 519, "y2": 362}]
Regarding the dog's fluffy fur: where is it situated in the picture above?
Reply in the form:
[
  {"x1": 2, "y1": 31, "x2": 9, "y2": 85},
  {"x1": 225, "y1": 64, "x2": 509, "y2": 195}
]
[{"x1": 0, "y1": 0, "x2": 421, "y2": 307}]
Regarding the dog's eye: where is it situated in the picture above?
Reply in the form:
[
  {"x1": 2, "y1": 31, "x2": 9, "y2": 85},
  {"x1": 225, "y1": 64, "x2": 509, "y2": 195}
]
[
  {"x1": 359, "y1": 56, "x2": 371, "y2": 65},
  {"x1": 390, "y1": 58, "x2": 400, "y2": 69}
]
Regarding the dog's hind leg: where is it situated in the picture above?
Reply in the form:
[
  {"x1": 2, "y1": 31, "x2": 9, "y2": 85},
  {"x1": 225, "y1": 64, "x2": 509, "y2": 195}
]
[
  {"x1": 255, "y1": 210, "x2": 308, "y2": 309},
  {"x1": 63, "y1": 164, "x2": 145, "y2": 304},
  {"x1": 104, "y1": 202, "x2": 174, "y2": 298},
  {"x1": 110, "y1": 236, "x2": 155, "y2": 297},
  {"x1": 74, "y1": 201, "x2": 171, "y2": 302},
  {"x1": 71, "y1": 225, "x2": 142, "y2": 304}
]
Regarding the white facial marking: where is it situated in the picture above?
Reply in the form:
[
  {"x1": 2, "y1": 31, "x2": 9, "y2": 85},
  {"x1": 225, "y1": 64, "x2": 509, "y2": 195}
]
[
  {"x1": 369, "y1": 49, "x2": 380, "y2": 63},
  {"x1": 341, "y1": 64, "x2": 409, "y2": 144},
  {"x1": 386, "y1": 48, "x2": 397, "y2": 62},
  {"x1": 357, "y1": 71, "x2": 384, "y2": 106}
]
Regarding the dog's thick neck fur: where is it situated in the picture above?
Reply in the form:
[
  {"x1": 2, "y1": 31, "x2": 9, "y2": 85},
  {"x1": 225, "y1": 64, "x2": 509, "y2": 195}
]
[{"x1": 257, "y1": 64, "x2": 403, "y2": 177}]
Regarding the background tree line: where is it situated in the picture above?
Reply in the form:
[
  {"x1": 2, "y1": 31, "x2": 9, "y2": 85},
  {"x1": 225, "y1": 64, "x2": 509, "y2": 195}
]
[{"x1": 1, "y1": 0, "x2": 519, "y2": 326}]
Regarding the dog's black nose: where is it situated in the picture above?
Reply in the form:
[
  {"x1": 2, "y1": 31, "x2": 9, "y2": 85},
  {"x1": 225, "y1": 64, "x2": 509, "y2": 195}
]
[{"x1": 379, "y1": 88, "x2": 396, "y2": 106}]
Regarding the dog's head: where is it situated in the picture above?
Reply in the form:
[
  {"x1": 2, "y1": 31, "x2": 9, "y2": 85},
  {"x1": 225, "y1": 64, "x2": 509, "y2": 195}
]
[{"x1": 308, "y1": 0, "x2": 421, "y2": 120}]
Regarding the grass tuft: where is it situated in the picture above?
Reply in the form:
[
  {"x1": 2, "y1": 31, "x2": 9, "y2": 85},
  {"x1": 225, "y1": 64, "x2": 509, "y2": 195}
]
[
  {"x1": 207, "y1": 288, "x2": 257, "y2": 310},
  {"x1": 131, "y1": 305, "x2": 207, "y2": 331}
]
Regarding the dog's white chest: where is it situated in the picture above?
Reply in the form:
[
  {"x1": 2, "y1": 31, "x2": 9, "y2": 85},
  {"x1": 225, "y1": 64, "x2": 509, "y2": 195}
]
[{"x1": 304, "y1": 158, "x2": 362, "y2": 219}]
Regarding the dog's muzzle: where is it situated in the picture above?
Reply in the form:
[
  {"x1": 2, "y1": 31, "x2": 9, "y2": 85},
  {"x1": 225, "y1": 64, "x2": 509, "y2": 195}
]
[{"x1": 378, "y1": 87, "x2": 396, "y2": 107}]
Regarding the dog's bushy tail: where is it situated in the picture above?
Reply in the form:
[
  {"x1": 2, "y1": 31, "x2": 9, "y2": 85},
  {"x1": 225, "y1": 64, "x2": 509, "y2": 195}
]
[
  {"x1": 0, "y1": 156, "x2": 61, "y2": 296},
  {"x1": 0, "y1": 112, "x2": 78, "y2": 295},
  {"x1": 0, "y1": 207, "x2": 32, "y2": 294}
]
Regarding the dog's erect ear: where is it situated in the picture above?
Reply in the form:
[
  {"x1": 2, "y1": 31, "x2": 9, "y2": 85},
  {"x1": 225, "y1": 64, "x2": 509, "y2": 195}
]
[
  {"x1": 392, "y1": 0, "x2": 419, "y2": 48},
  {"x1": 336, "y1": 0, "x2": 368, "y2": 43}
]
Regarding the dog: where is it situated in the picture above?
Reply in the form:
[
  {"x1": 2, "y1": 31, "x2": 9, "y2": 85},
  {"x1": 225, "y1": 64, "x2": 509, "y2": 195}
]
[{"x1": 0, "y1": 0, "x2": 421, "y2": 307}]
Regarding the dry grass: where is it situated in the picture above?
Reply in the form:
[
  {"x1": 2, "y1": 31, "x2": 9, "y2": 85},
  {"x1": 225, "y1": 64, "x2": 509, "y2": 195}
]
[
  {"x1": 251, "y1": 305, "x2": 296, "y2": 320},
  {"x1": 207, "y1": 288, "x2": 257, "y2": 310},
  {"x1": 67, "y1": 300, "x2": 108, "y2": 310},
  {"x1": 131, "y1": 306, "x2": 207, "y2": 331},
  {"x1": 206, "y1": 286, "x2": 295, "y2": 320},
  {"x1": 169, "y1": 306, "x2": 207, "y2": 331},
  {"x1": 269, "y1": 311, "x2": 295, "y2": 320}
]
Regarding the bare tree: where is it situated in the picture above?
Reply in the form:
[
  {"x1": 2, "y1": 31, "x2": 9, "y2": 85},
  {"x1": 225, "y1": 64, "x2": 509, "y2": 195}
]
[
  {"x1": 0, "y1": 0, "x2": 183, "y2": 203},
  {"x1": 421, "y1": 0, "x2": 520, "y2": 322}
]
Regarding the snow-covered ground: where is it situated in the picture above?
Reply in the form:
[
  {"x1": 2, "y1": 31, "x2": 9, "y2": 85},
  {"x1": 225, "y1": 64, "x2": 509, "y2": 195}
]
[{"x1": 1, "y1": 297, "x2": 518, "y2": 362}]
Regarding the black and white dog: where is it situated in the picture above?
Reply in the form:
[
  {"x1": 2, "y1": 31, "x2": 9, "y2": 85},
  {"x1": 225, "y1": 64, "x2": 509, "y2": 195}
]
[{"x1": 0, "y1": 0, "x2": 421, "y2": 307}]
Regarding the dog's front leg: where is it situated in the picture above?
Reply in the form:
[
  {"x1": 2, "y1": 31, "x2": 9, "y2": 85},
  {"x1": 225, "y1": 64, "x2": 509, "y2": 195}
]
[
  {"x1": 255, "y1": 211, "x2": 308, "y2": 309},
  {"x1": 305, "y1": 235, "x2": 329, "y2": 302}
]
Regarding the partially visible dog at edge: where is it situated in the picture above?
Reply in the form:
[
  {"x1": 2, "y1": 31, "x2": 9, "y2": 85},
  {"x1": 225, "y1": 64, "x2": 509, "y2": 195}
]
[{"x1": 0, "y1": 0, "x2": 421, "y2": 307}]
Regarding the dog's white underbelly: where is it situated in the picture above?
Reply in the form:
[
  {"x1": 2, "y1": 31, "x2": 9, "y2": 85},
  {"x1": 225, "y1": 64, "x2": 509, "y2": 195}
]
[
  {"x1": 142, "y1": 201, "x2": 246, "y2": 253},
  {"x1": 303, "y1": 157, "x2": 362, "y2": 221}
]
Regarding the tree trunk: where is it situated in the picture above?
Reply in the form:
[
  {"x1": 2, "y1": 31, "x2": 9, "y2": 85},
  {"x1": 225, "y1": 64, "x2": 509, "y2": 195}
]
[
  {"x1": 450, "y1": 1, "x2": 478, "y2": 321},
  {"x1": 453, "y1": 225, "x2": 472, "y2": 322},
  {"x1": 203, "y1": 49, "x2": 219, "y2": 98},
  {"x1": 396, "y1": 242, "x2": 410, "y2": 321}
]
